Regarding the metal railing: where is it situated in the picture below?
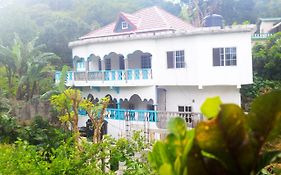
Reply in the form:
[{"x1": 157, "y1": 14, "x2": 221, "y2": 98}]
[
  {"x1": 78, "y1": 108, "x2": 204, "y2": 129},
  {"x1": 106, "y1": 108, "x2": 157, "y2": 122},
  {"x1": 252, "y1": 33, "x2": 273, "y2": 40},
  {"x1": 55, "y1": 69, "x2": 152, "y2": 83},
  {"x1": 156, "y1": 111, "x2": 204, "y2": 129}
]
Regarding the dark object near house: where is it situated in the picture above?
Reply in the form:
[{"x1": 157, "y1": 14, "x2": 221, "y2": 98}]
[
  {"x1": 84, "y1": 119, "x2": 108, "y2": 139},
  {"x1": 203, "y1": 14, "x2": 223, "y2": 28},
  {"x1": 79, "y1": 126, "x2": 87, "y2": 137}
]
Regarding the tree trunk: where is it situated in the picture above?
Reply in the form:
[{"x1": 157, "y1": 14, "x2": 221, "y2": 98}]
[
  {"x1": 30, "y1": 81, "x2": 37, "y2": 100},
  {"x1": 6, "y1": 67, "x2": 13, "y2": 95}
]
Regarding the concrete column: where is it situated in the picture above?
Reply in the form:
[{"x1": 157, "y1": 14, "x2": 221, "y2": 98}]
[{"x1": 124, "y1": 58, "x2": 129, "y2": 81}]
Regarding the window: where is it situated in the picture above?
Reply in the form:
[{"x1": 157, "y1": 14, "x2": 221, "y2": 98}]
[
  {"x1": 76, "y1": 59, "x2": 85, "y2": 71},
  {"x1": 167, "y1": 50, "x2": 185, "y2": 69},
  {"x1": 178, "y1": 105, "x2": 192, "y2": 112},
  {"x1": 121, "y1": 21, "x2": 128, "y2": 29},
  {"x1": 104, "y1": 58, "x2": 111, "y2": 70},
  {"x1": 213, "y1": 47, "x2": 237, "y2": 66},
  {"x1": 119, "y1": 56, "x2": 125, "y2": 70},
  {"x1": 141, "y1": 55, "x2": 151, "y2": 69},
  {"x1": 225, "y1": 47, "x2": 237, "y2": 66}
]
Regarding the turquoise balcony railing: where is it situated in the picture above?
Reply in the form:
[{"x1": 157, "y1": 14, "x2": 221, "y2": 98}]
[
  {"x1": 106, "y1": 108, "x2": 158, "y2": 122},
  {"x1": 78, "y1": 108, "x2": 157, "y2": 122},
  {"x1": 78, "y1": 108, "x2": 204, "y2": 129},
  {"x1": 55, "y1": 71, "x2": 74, "y2": 83},
  {"x1": 55, "y1": 68, "x2": 152, "y2": 83}
]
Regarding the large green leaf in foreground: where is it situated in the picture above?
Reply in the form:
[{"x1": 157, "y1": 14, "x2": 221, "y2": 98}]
[{"x1": 149, "y1": 91, "x2": 281, "y2": 175}]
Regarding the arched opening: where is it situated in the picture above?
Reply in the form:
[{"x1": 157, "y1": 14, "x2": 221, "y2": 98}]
[
  {"x1": 128, "y1": 94, "x2": 142, "y2": 110},
  {"x1": 88, "y1": 54, "x2": 101, "y2": 71},
  {"x1": 105, "y1": 94, "x2": 117, "y2": 108},
  {"x1": 103, "y1": 52, "x2": 125, "y2": 70},
  {"x1": 127, "y1": 50, "x2": 152, "y2": 69},
  {"x1": 76, "y1": 57, "x2": 86, "y2": 72}
]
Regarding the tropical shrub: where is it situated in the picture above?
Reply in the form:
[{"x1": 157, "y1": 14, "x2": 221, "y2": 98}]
[
  {"x1": 20, "y1": 116, "x2": 71, "y2": 154},
  {"x1": 148, "y1": 91, "x2": 281, "y2": 175},
  {"x1": 0, "y1": 114, "x2": 21, "y2": 143},
  {"x1": 0, "y1": 131, "x2": 153, "y2": 175}
]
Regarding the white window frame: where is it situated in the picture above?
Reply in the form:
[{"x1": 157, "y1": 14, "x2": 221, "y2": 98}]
[
  {"x1": 178, "y1": 105, "x2": 192, "y2": 112},
  {"x1": 121, "y1": 21, "x2": 128, "y2": 30},
  {"x1": 167, "y1": 50, "x2": 185, "y2": 69},
  {"x1": 213, "y1": 47, "x2": 237, "y2": 66},
  {"x1": 175, "y1": 50, "x2": 185, "y2": 68},
  {"x1": 141, "y1": 55, "x2": 151, "y2": 69},
  {"x1": 225, "y1": 47, "x2": 237, "y2": 66}
]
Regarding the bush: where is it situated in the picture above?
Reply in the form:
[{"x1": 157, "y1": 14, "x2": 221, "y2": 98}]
[
  {"x1": 0, "y1": 114, "x2": 21, "y2": 143},
  {"x1": 19, "y1": 116, "x2": 71, "y2": 154},
  {"x1": 0, "y1": 131, "x2": 153, "y2": 175}
]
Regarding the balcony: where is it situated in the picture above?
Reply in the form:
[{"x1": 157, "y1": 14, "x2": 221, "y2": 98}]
[
  {"x1": 78, "y1": 108, "x2": 204, "y2": 129},
  {"x1": 106, "y1": 108, "x2": 157, "y2": 122},
  {"x1": 55, "y1": 68, "x2": 152, "y2": 85},
  {"x1": 251, "y1": 33, "x2": 273, "y2": 40}
]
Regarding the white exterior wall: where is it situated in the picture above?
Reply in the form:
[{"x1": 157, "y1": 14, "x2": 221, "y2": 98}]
[
  {"x1": 260, "y1": 21, "x2": 275, "y2": 33},
  {"x1": 81, "y1": 86, "x2": 156, "y2": 102},
  {"x1": 162, "y1": 85, "x2": 240, "y2": 112},
  {"x1": 72, "y1": 31, "x2": 252, "y2": 87}
]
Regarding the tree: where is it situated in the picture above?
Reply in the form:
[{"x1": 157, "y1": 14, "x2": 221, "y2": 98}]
[
  {"x1": 179, "y1": 0, "x2": 222, "y2": 26},
  {"x1": 80, "y1": 96, "x2": 109, "y2": 143},
  {"x1": 50, "y1": 89, "x2": 82, "y2": 147},
  {"x1": 0, "y1": 3, "x2": 37, "y2": 47},
  {"x1": 37, "y1": 15, "x2": 90, "y2": 66},
  {"x1": 0, "y1": 35, "x2": 25, "y2": 95},
  {"x1": 253, "y1": 32, "x2": 281, "y2": 81},
  {"x1": 241, "y1": 32, "x2": 281, "y2": 111},
  {"x1": 0, "y1": 35, "x2": 59, "y2": 100}
]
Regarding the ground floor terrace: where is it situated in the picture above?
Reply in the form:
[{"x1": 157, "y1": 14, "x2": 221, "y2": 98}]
[{"x1": 77, "y1": 85, "x2": 240, "y2": 140}]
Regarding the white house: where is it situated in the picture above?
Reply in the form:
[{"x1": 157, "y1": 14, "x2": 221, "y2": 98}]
[{"x1": 56, "y1": 6, "x2": 253, "y2": 140}]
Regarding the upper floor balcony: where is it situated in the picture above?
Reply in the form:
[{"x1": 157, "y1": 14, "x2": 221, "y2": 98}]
[
  {"x1": 56, "y1": 50, "x2": 153, "y2": 86},
  {"x1": 55, "y1": 68, "x2": 152, "y2": 86}
]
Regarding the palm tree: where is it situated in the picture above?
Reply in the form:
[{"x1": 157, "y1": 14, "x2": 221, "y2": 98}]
[
  {"x1": 0, "y1": 34, "x2": 59, "y2": 101},
  {"x1": 19, "y1": 52, "x2": 58, "y2": 101}
]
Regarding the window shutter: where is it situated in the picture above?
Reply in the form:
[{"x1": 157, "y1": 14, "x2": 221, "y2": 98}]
[
  {"x1": 167, "y1": 51, "x2": 174, "y2": 68},
  {"x1": 213, "y1": 48, "x2": 220, "y2": 66}
]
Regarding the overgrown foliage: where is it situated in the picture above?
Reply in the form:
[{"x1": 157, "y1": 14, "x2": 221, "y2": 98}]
[
  {"x1": 50, "y1": 89, "x2": 110, "y2": 144},
  {"x1": 0, "y1": 34, "x2": 59, "y2": 100},
  {"x1": 241, "y1": 32, "x2": 281, "y2": 110},
  {"x1": 149, "y1": 91, "x2": 281, "y2": 175},
  {"x1": 0, "y1": 131, "x2": 153, "y2": 175}
]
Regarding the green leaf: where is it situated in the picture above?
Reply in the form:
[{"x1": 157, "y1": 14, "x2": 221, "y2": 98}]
[
  {"x1": 185, "y1": 141, "x2": 209, "y2": 175},
  {"x1": 159, "y1": 163, "x2": 174, "y2": 175},
  {"x1": 247, "y1": 91, "x2": 281, "y2": 145},
  {"x1": 200, "y1": 96, "x2": 222, "y2": 119},
  {"x1": 168, "y1": 117, "x2": 186, "y2": 138},
  {"x1": 196, "y1": 104, "x2": 254, "y2": 174}
]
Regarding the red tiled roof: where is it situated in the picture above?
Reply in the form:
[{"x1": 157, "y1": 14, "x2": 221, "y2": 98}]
[{"x1": 80, "y1": 6, "x2": 194, "y2": 40}]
